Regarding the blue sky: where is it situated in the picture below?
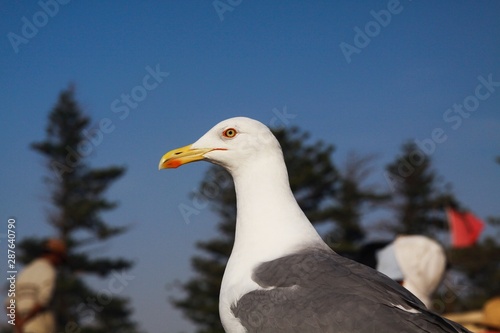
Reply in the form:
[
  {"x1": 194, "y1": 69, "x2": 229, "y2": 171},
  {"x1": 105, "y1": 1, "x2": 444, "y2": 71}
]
[{"x1": 1, "y1": 1, "x2": 499, "y2": 332}]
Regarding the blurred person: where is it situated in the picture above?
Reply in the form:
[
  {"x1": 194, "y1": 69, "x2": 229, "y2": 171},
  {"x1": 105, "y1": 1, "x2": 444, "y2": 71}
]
[
  {"x1": 6, "y1": 239, "x2": 66, "y2": 333},
  {"x1": 376, "y1": 235, "x2": 447, "y2": 308}
]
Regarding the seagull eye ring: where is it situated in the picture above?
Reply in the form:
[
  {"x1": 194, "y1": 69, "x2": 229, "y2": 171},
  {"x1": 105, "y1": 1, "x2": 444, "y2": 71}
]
[{"x1": 222, "y1": 128, "x2": 237, "y2": 138}]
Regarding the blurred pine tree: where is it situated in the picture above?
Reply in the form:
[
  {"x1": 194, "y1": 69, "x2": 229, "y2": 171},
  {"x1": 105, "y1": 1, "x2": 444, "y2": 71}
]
[{"x1": 21, "y1": 86, "x2": 143, "y2": 333}]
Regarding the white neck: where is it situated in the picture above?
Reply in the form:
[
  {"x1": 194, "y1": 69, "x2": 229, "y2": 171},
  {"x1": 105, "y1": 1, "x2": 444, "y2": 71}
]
[
  {"x1": 231, "y1": 153, "x2": 324, "y2": 258},
  {"x1": 219, "y1": 150, "x2": 328, "y2": 332},
  {"x1": 218, "y1": 149, "x2": 327, "y2": 332},
  {"x1": 220, "y1": 152, "x2": 327, "y2": 295}
]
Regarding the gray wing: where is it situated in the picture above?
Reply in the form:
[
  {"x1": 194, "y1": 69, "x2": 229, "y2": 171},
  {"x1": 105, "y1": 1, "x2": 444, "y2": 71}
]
[{"x1": 231, "y1": 248, "x2": 471, "y2": 333}]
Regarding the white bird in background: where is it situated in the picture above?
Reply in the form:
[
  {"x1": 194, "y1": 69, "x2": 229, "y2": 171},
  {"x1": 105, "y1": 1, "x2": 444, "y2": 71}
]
[{"x1": 159, "y1": 117, "x2": 471, "y2": 333}]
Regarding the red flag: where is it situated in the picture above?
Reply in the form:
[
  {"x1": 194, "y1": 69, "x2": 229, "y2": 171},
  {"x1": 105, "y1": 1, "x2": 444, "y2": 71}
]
[{"x1": 446, "y1": 208, "x2": 484, "y2": 248}]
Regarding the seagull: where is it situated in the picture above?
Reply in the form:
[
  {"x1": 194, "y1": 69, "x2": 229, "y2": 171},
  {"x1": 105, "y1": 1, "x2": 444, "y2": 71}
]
[{"x1": 159, "y1": 117, "x2": 470, "y2": 333}]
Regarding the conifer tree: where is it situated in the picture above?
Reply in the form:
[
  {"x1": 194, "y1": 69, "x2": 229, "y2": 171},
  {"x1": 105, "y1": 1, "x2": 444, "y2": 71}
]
[
  {"x1": 384, "y1": 142, "x2": 454, "y2": 236},
  {"x1": 23, "y1": 86, "x2": 142, "y2": 333},
  {"x1": 323, "y1": 153, "x2": 390, "y2": 253}
]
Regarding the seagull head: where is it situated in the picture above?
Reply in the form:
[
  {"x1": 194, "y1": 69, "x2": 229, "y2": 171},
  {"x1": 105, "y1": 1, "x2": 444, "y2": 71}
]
[{"x1": 159, "y1": 117, "x2": 281, "y2": 171}]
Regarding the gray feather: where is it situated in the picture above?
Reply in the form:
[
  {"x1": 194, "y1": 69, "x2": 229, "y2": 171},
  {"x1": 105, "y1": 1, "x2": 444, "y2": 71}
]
[{"x1": 231, "y1": 248, "x2": 470, "y2": 333}]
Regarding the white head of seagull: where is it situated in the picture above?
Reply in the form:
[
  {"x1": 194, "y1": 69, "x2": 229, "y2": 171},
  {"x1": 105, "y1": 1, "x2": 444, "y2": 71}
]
[
  {"x1": 160, "y1": 117, "x2": 281, "y2": 171},
  {"x1": 159, "y1": 116, "x2": 324, "y2": 254},
  {"x1": 159, "y1": 117, "x2": 471, "y2": 333}
]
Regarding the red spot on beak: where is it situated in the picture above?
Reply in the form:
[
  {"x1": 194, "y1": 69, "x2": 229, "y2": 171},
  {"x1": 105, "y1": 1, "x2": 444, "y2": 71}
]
[{"x1": 167, "y1": 160, "x2": 182, "y2": 168}]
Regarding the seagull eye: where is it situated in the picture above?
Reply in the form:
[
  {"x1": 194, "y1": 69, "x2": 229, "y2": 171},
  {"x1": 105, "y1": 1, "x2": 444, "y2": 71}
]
[{"x1": 222, "y1": 128, "x2": 237, "y2": 138}]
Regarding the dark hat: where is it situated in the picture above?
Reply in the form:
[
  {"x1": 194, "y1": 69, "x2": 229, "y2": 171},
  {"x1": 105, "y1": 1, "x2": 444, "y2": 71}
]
[{"x1": 45, "y1": 238, "x2": 67, "y2": 256}]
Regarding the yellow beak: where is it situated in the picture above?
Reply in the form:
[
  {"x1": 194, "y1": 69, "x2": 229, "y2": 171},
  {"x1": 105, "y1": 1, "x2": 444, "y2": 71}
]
[{"x1": 158, "y1": 144, "x2": 215, "y2": 169}]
